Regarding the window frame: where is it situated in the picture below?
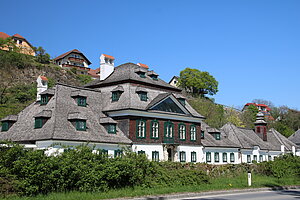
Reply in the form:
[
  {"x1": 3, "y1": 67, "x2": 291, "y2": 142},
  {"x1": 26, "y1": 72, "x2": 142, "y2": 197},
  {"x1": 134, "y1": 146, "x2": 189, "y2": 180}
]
[
  {"x1": 150, "y1": 120, "x2": 159, "y2": 139},
  {"x1": 152, "y1": 151, "x2": 159, "y2": 161},
  {"x1": 223, "y1": 152, "x2": 227, "y2": 163},
  {"x1": 190, "y1": 125, "x2": 197, "y2": 141},
  {"x1": 247, "y1": 155, "x2": 251, "y2": 163},
  {"x1": 179, "y1": 151, "x2": 186, "y2": 162},
  {"x1": 230, "y1": 153, "x2": 235, "y2": 163},
  {"x1": 1, "y1": 121, "x2": 9, "y2": 132},
  {"x1": 138, "y1": 150, "x2": 145, "y2": 155},
  {"x1": 164, "y1": 121, "x2": 174, "y2": 139},
  {"x1": 77, "y1": 96, "x2": 87, "y2": 107},
  {"x1": 106, "y1": 124, "x2": 116, "y2": 134},
  {"x1": 138, "y1": 72, "x2": 146, "y2": 78},
  {"x1": 191, "y1": 151, "x2": 197, "y2": 162},
  {"x1": 40, "y1": 95, "x2": 49, "y2": 105},
  {"x1": 178, "y1": 123, "x2": 186, "y2": 141},
  {"x1": 112, "y1": 91, "x2": 121, "y2": 102},
  {"x1": 206, "y1": 152, "x2": 211, "y2": 163},
  {"x1": 76, "y1": 120, "x2": 87, "y2": 131},
  {"x1": 34, "y1": 118, "x2": 44, "y2": 129},
  {"x1": 215, "y1": 133, "x2": 221, "y2": 140},
  {"x1": 253, "y1": 155, "x2": 257, "y2": 162},
  {"x1": 114, "y1": 149, "x2": 123, "y2": 158},
  {"x1": 215, "y1": 152, "x2": 220, "y2": 163},
  {"x1": 139, "y1": 92, "x2": 148, "y2": 101},
  {"x1": 259, "y1": 155, "x2": 263, "y2": 162},
  {"x1": 136, "y1": 119, "x2": 146, "y2": 139},
  {"x1": 201, "y1": 130, "x2": 205, "y2": 139}
]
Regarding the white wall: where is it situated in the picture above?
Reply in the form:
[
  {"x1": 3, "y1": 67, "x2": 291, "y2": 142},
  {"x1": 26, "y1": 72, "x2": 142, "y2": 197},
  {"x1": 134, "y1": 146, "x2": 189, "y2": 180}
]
[
  {"x1": 203, "y1": 147, "x2": 240, "y2": 165},
  {"x1": 132, "y1": 144, "x2": 164, "y2": 161}
]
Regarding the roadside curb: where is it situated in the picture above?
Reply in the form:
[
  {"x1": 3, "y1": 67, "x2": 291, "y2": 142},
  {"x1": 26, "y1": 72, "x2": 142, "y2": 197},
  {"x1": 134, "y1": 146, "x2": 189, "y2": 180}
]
[{"x1": 113, "y1": 185, "x2": 300, "y2": 200}]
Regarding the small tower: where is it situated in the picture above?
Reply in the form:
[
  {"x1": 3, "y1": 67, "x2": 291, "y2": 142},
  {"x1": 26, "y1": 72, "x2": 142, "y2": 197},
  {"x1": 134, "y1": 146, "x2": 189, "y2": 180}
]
[
  {"x1": 254, "y1": 112, "x2": 268, "y2": 141},
  {"x1": 36, "y1": 75, "x2": 48, "y2": 101},
  {"x1": 100, "y1": 54, "x2": 115, "y2": 81}
]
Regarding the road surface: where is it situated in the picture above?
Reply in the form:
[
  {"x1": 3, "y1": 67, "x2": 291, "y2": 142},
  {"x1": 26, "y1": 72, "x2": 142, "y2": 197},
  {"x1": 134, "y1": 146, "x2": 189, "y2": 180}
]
[{"x1": 169, "y1": 189, "x2": 300, "y2": 200}]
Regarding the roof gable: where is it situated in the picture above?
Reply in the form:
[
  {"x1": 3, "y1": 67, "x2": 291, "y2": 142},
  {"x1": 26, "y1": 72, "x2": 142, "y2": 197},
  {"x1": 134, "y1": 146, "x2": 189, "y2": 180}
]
[
  {"x1": 148, "y1": 95, "x2": 189, "y2": 115},
  {"x1": 0, "y1": 32, "x2": 10, "y2": 39},
  {"x1": 54, "y1": 49, "x2": 92, "y2": 65}
]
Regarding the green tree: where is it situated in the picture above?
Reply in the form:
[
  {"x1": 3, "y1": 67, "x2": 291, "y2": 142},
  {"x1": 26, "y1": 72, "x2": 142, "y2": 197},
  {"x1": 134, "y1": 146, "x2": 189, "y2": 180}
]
[
  {"x1": 241, "y1": 104, "x2": 259, "y2": 129},
  {"x1": 225, "y1": 108, "x2": 245, "y2": 127},
  {"x1": 33, "y1": 46, "x2": 50, "y2": 64},
  {"x1": 178, "y1": 68, "x2": 218, "y2": 97}
]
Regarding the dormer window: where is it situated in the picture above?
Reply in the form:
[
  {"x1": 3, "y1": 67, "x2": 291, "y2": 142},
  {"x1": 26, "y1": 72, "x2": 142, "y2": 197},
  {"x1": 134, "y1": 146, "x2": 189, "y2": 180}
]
[
  {"x1": 100, "y1": 117, "x2": 118, "y2": 134},
  {"x1": 40, "y1": 95, "x2": 49, "y2": 105},
  {"x1": 111, "y1": 86, "x2": 124, "y2": 102},
  {"x1": 201, "y1": 130, "x2": 205, "y2": 139},
  {"x1": 139, "y1": 92, "x2": 148, "y2": 101},
  {"x1": 76, "y1": 120, "x2": 86, "y2": 131},
  {"x1": 214, "y1": 133, "x2": 221, "y2": 140},
  {"x1": 150, "y1": 75, "x2": 158, "y2": 80},
  {"x1": 147, "y1": 71, "x2": 159, "y2": 80},
  {"x1": 34, "y1": 110, "x2": 52, "y2": 129},
  {"x1": 137, "y1": 71, "x2": 146, "y2": 78},
  {"x1": 1, "y1": 115, "x2": 17, "y2": 132},
  {"x1": 106, "y1": 124, "x2": 116, "y2": 134},
  {"x1": 77, "y1": 96, "x2": 87, "y2": 107}
]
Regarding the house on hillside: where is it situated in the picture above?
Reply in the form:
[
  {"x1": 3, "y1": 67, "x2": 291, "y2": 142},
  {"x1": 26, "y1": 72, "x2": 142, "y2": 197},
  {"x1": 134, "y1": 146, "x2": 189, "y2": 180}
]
[
  {"x1": 0, "y1": 32, "x2": 35, "y2": 56},
  {"x1": 0, "y1": 53, "x2": 298, "y2": 162},
  {"x1": 53, "y1": 49, "x2": 92, "y2": 75}
]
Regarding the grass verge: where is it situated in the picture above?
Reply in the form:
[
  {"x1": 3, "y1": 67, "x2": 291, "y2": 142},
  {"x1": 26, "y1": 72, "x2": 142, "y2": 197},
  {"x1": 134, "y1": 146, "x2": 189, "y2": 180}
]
[{"x1": 2, "y1": 173, "x2": 300, "y2": 200}]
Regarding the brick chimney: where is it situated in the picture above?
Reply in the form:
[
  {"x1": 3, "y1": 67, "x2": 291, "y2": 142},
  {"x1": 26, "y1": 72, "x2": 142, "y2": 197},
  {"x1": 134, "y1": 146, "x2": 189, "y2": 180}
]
[
  {"x1": 100, "y1": 54, "x2": 115, "y2": 80},
  {"x1": 254, "y1": 112, "x2": 268, "y2": 141},
  {"x1": 36, "y1": 75, "x2": 48, "y2": 101}
]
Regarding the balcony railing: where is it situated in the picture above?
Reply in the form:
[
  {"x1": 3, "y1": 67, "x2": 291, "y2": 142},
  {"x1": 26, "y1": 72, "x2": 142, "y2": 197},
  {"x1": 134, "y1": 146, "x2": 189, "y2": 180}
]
[{"x1": 68, "y1": 57, "x2": 84, "y2": 62}]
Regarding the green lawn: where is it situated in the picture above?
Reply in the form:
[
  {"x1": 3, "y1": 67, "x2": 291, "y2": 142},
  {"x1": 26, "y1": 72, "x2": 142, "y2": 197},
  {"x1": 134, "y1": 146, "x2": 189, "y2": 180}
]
[{"x1": 2, "y1": 173, "x2": 300, "y2": 200}]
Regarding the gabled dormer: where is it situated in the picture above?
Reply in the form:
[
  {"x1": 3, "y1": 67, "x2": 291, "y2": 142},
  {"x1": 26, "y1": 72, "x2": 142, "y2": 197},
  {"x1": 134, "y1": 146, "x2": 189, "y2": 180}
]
[
  {"x1": 207, "y1": 127, "x2": 221, "y2": 140},
  {"x1": 1, "y1": 115, "x2": 18, "y2": 132},
  {"x1": 147, "y1": 70, "x2": 159, "y2": 81},
  {"x1": 100, "y1": 117, "x2": 118, "y2": 134},
  {"x1": 71, "y1": 90, "x2": 87, "y2": 107},
  {"x1": 40, "y1": 89, "x2": 55, "y2": 105},
  {"x1": 135, "y1": 67, "x2": 147, "y2": 78},
  {"x1": 111, "y1": 85, "x2": 124, "y2": 102}
]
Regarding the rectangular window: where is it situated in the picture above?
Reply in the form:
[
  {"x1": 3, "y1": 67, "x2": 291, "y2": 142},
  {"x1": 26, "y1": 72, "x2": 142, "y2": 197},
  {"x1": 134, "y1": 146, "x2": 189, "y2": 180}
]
[
  {"x1": 138, "y1": 150, "x2": 145, "y2": 155},
  {"x1": 179, "y1": 124, "x2": 186, "y2": 140},
  {"x1": 268, "y1": 155, "x2": 272, "y2": 161},
  {"x1": 151, "y1": 120, "x2": 159, "y2": 139},
  {"x1": 191, "y1": 151, "x2": 197, "y2": 162},
  {"x1": 151, "y1": 75, "x2": 158, "y2": 81},
  {"x1": 247, "y1": 155, "x2": 251, "y2": 163},
  {"x1": 215, "y1": 133, "x2": 221, "y2": 140},
  {"x1": 77, "y1": 97, "x2": 87, "y2": 107},
  {"x1": 107, "y1": 124, "x2": 116, "y2": 134},
  {"x1": 152, "y1": 151, "x2": 159, "y2": 161},
  {"x1": 223, "y1": 153, "x2": 227, "y2": 162},
  {"x1": 259, "y1": 155, "x2": 263, "y2": 162},
  {"x1": 40, "y1": 95, "x2": 48, "y2": 105},
  {"x1": 190, "y1": 125, "x2": 197, "y2": 141},
  {"x1": 215, "y1": 152, "x2": 219, "y2": 162},
  {"x1": 136, "y1": 119, "x2": 146, "y2": 138},
  {"x1": 112, "y1": 91, "x2": 121, "y2": 102},
  {"x1": 179, "y1": 151, "x2": 186, "y2": 162},
  {"x1": 230, "y1": 153, "x2": 235, "y2": 162},
  {"x1": 139, "y1": 92, "x2": 148, "y2": 101},
  {"x1": 206, "y1": 152, "x2": 211, "y2": 163},
  {"x1": 164, "y1": 121, "x2": 174, "y2": 142},
  {"x1": 1, "y1": 121, "x2": 9, "y2": 132},
  {"x1": 114, "y1": 150, "x2": 123, "y2": 158},
  {"x1": 138, "y1": 72, "x2": 146, "y2": 78},
  {"x1": 76, "y1": 120, "x2": 86, "y2": 131},
  {"x1": 254, "y1": 155, "x2": 257, "y2": 162},
  {"x1": 101, "y1": 149, "x2": 108, "y2": 156},
  {"x1": 34, "y1": 118, "x2": 43, "y2": 129}
]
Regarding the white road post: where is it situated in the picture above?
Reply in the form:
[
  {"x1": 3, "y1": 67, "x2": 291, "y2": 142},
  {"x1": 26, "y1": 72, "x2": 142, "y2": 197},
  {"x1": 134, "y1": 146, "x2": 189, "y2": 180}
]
[{"x1": 248, "y1": 171, "x2": 252, "y2": 186}]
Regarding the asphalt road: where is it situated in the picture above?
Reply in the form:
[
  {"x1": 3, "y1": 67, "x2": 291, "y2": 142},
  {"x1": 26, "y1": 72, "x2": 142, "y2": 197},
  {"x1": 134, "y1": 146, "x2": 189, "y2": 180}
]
[{"x1": 169, "y1": 189, "x2": 300, "y2": 200}]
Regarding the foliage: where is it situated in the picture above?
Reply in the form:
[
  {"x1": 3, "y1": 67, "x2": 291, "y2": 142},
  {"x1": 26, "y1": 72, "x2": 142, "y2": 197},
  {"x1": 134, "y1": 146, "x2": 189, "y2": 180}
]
[
  {"x1": 225, "y1": 108, "x2": 245, "y2": 127},
  {"x1": 33, "y1": 47, "x2": 50, "y2": 64},
  {"x1": 189, "y1": 97, "x2": 226, "y2": 128},
  {"x1": 241, "y1": 104, "x2": 259, "y2": 129},
  {"x1": 76, "y1": 74, "x2": 93, "y2": 85},
  {"x1": 178, "y1": 68, "x2": 218, "y2": 97}
]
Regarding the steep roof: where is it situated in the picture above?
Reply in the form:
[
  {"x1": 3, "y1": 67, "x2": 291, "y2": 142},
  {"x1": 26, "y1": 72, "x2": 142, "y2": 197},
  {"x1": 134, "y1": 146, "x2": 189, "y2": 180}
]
[
  {"x1": 54, "y1": 49, "x2": 92, "y2": 65},
  {"x1": 201, "y1": 122, "x2": 240, "y2": 148},
  {"x1": 268, "y1": 128, "x2": 297, "y2": 151},
  {"x1": 289, "y1": 129, "x2": 300, "y2": 145},
  {"x1": 12, "y1": 34, "x2": 25, "y2": 39},
  {"x1": 0, "y1": 84, "x2": 131, "y2": 144},
  {"x1": 0, "y1": 32, "x2": 10, "y2": 39},
  {"x1": 85, "y1": 63, "x2": 181, "y2": 92}
]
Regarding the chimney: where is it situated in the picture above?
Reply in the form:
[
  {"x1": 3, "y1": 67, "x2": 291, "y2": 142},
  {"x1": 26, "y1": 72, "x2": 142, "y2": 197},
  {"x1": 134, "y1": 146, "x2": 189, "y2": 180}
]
[
  {"x1": 36, "y1": 75, "x2": 48, "y2": 101},
  {"x1": 100, "y1": 54, "x2": 115, "y2": 80},
  {"x1": 254, "y1": 112, "x2": 268, "y2": 141}
]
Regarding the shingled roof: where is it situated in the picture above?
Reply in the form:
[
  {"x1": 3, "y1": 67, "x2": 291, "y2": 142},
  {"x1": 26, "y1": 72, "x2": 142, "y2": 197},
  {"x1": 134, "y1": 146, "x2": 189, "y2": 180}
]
[
  {"x1": 0, "y1": 84, "x2": 131, "y2": 144},
  {"x1": 85, "y1": 63, "x2": 181, "y2": 92},
  {"x1": 289, "y1": 129, "x2": 300, "y2": 145}
]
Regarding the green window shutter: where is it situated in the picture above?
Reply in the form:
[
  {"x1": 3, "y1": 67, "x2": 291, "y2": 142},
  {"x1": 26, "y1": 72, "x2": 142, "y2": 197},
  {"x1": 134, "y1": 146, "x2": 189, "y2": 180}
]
[
  {"x1": 230, "y1": 153, "x2": 235, "y2": 162},
  {"x1": 215, "y1": 133, "x2": 221, "y2": 140},
  {"x1": 77, "y1": 97, "x2": 87, "y2": 107},
  {"x1": 1, "y1": 122, "x2": 9, "y2": 132},
  {"x1": 223, "y1": 153, "x2": 227, "y2": 162},
  {"x1": 215, "y1": 152, "x2": 219, "y2": 162},
  {"x1": 112, "y1": 92, "x2": 120, "y2": 101},
  {"x1": 139, "y1": 92, "x2": 148, "y2": 101},
  {"x1": 34, "y1": 118, "x2": 43, "y2": 129},
  {"x1": 152, "y1": 151, "x2": 159, "y2": 161}
]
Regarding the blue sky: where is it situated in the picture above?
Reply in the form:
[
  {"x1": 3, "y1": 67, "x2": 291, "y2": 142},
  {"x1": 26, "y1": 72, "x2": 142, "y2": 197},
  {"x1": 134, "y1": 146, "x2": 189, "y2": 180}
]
[{"x1": 1, "y1": 0, "x2": 299, "y2": 110}]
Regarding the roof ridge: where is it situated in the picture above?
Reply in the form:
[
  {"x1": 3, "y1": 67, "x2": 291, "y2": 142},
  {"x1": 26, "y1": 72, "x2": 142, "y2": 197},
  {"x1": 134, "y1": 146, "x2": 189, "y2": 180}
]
[
  {"x1": 228, "y1": 123, "x2": 245, "y2": 148},
  {"x1": 50, "y1": 85, "x2": 58, "y2": 139}
]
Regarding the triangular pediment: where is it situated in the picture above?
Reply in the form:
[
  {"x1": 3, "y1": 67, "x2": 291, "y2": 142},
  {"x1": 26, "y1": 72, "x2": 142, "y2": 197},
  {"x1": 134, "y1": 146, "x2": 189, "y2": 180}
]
[{"x1": 148, "y1": 95, "x2": 190, "y2": 115}]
